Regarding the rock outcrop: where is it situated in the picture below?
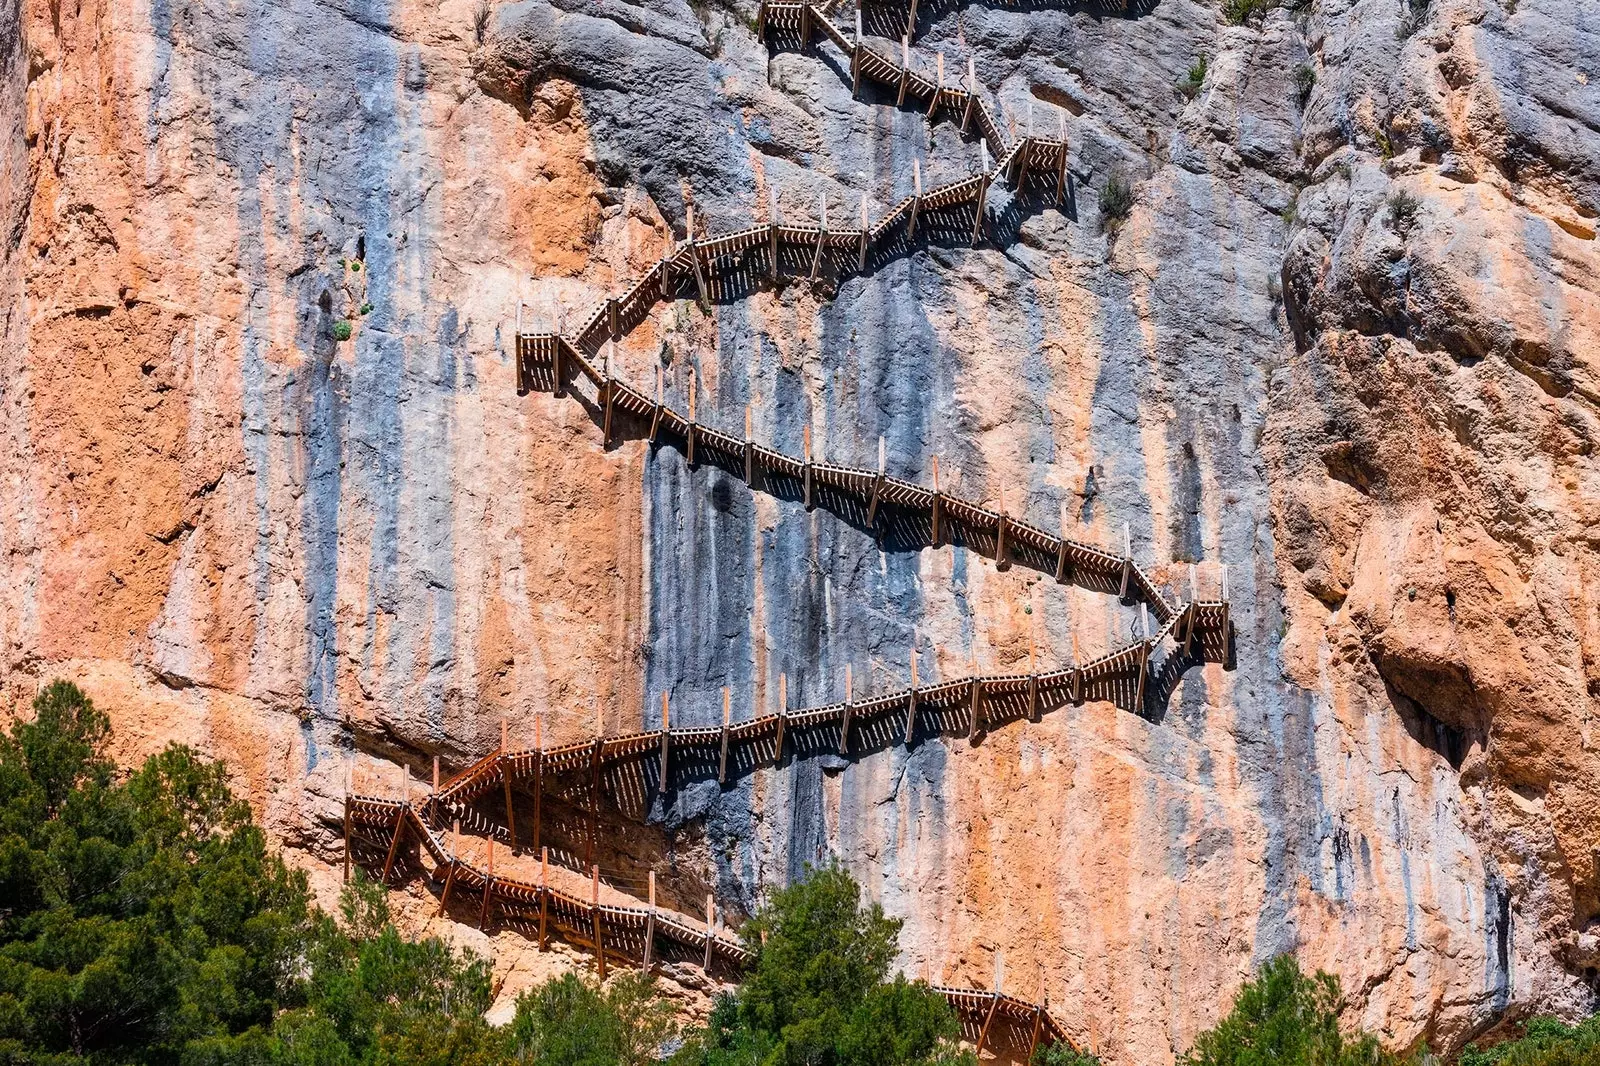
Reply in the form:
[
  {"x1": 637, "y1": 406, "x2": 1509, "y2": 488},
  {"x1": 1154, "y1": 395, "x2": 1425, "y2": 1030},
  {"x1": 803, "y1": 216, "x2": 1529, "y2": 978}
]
[{"x1": 1, "y1": 0, "x2": 1596, "y2": 1058}]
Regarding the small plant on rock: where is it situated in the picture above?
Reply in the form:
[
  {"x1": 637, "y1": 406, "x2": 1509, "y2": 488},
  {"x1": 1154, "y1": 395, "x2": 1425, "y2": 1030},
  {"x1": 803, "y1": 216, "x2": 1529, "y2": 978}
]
[
  {"x1": 1099, "y1": 170, "x2": 1135, "y2": 233},
  {"x1": 1180, "y1": 54, "x2": 1208, "y2": 99},
  {"x1": 472, "y1": 0, "x2": 491, "y2": 44},
  {"x1": 360, "y1": 302, "x2": 374, "y2": 316},
  {"x1": 1387, "y1": 189, "x2": 1421, "y2": 231},
  {"x1": 333, "y1": 320, "x2": 353, "y2": 341},
  {"x1": 1294, "y1": 63, "x2": 1316, "y2": 107}
]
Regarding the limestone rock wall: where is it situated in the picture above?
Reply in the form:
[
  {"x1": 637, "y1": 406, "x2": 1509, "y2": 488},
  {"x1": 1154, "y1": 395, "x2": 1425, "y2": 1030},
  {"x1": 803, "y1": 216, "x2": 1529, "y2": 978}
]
[{"x1": 2, "y1": 0, "x2": 1596, "y2": 1058}]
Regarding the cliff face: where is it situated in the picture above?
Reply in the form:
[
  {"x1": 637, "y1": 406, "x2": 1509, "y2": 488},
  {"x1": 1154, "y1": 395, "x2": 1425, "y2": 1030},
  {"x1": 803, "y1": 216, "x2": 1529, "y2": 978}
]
[{"x1": 2, "y1": 0, "x2": 1597, "y2": 1056}]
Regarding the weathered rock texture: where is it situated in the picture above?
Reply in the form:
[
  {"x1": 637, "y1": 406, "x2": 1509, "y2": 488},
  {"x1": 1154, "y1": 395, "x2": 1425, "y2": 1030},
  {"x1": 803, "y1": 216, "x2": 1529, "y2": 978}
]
[{"x1": 1, "y1": 0, "x2": 1596, "y2": 1057}]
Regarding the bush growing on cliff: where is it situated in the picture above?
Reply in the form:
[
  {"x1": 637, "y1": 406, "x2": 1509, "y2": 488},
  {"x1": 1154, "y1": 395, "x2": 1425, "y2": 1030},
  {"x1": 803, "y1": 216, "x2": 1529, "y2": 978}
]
[
  {"x1": 333, "y1": 319, "x2": 354, "y2": 341},
  {"x1": 672, "y1": 864, "x2": 975, "y2": 1066},
  {"x1": 1181, "y1": 955, "x2": 1410, "y2": 1066},
  {"x1": 508, "y1": 971, "x2": 677, "y2": 1066},
  {"x1": 1458, "y1": 1015, "x2": 1600, "y2": 1066},
  {"x1": 1099, "y1": 171, "x2": 1135, "y2": 232}
]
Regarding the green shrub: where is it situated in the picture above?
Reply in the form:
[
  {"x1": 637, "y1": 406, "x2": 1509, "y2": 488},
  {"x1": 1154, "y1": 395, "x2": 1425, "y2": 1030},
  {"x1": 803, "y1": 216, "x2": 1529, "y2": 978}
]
[
  {"x1": 1180, "y1": 54, "x2": 1209, "y2": 99},
  {"x1": 1387, "y1": 189, "x2": 1421, "y2": 230},
  {"x1": 1182, "y1": 955, "x2": 1413, "y2": 1066},
  {"x1": 1294, "y1": 63, "x2": 1317, "y2": 106},
  {"x1": 1459, "y1": 1015, "x2": 1600, "y2": 1066},
  {"x1": 1035, "y1": 1043, "x2": 1103, "y2": 1066},
  {"x1": 333, "y1": 319, "x2": 353, "y2": 341},
  {"x1": 510, "y1": 971, "x2": 676, "y2": 1066},
  {"x1": 360, "y1": 301, "x2": 374, "y2": 315},
  {"x1": 1222, "y1": 0, "x2": 1280, "y2": 25},
  {"x1": 351, "y1": 259, "x2": 362, "y2": 272},
  {"x1": 1099, "y1": 170, "x2": 1135, "y2": 231}
]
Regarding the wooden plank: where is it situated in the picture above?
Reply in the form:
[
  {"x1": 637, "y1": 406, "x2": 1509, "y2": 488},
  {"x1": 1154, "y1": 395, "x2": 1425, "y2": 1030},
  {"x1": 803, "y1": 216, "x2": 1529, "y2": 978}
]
[
  {"x1": 592, "y1": 866, "x2": 607, "y2": 980},
  {"x1": 381, "y1": 808, "x2": 408, "y2": 884},
  {"x1": 1055, "y1": 111, "x2": 1069, "y2": 204},
  {"x1": 930, "y1": 455, "x2": 943, "y2": 546},
  {"x1": 904, "y1": 654, "x2": 919, "y2": 745},
  {"x1": 850, "y1": 11, "x2": 861, "y2": 96},
  {"x1": 703, "y1": 895, "x2": 715, "y2": 972},
  {"x1": 538, "y1": 847, "x2": 550, "y2": 950},
  {"x1": 838, "y1": 666, "x2": 854, "y2": 756},
  {"x1": 896, "y1": 36, "x2": 910, "y2": 107},
  {"x1": 803, "y1": 426, "x2": 814, "y2": 511},
  {"x1": 438, "y1": 821, "x2": 462, "y2": 915},
  {"x1": 587, "y1": 735, "x2": 603, "y2": 868},
  {"x1": 1029, "y1": 1005, "x2": 1045, "y2": 1061},
  {"x1": 927, "y1": 51, "x2": 943, "y2": 117},
  {"x1": 909, "y1": 158, "x2": 922, "y2": 239},
  {"x1": 719, "y1": 687, "x2": 733, "y2": 784},
  {"x1": 687, "y1": 374, "x2": 698, "y2": 467},
  {"x1": 687, "y1": 207, "x2": 710, "y2": 307},
  {"x1": 975, "y1": 992, "x2": 1002, "y2": 1057},
  {"x1": 995, "y1": 482, "x2": 1009, "y2": 570},
  {"x1": 768, "y1": 185, "x2": 781, "y2": 279},
  {"x1": 1119, "y1": 522, "x2": 1132, "y2": 600},
  {"x1": 967, "y1": 675, "x2": 983, "y2": 742},
  {"x1": 1055, "y1": 501, "x2": 1073, "y2": 583},
  {"x1": 774, "y1": 673, "x2": 788, "y2": 766},
  {"x1": 649, "y1": 366, "x2": 664, "y2": 443},
  {"x1": 532, "y1": 716, "x2": 544, "y2": 852},
  {"x1": 342, "y1": 793, "x2": 352, "y2": 882},
  {"x1": 808, "y1": 191, "x2": 828, "y2": 281},
  {"x1": 857, "y1": 193, "x2": 869, "y2": 271},
  {"x1": 644, "y1": 871, "x2": 657, "y2": 971},
  {"x1": 478, "y1": 838, "x2": 495, "y2": 929},
  {"x1": 961, "y1": 57, "x2": 976, "y2": 133},
  {"x1": 657, "y1": 692, "x2": 672, "y2": 795},
  {"x1": 501, "y1": 718, "x2": 518, "y2": 851},
  {"x1": 744, "y1": 405, "x2": 756, "y2": 484},
  {"x1": 866, "y1": 436, "x2": 886, "y2": 529}
]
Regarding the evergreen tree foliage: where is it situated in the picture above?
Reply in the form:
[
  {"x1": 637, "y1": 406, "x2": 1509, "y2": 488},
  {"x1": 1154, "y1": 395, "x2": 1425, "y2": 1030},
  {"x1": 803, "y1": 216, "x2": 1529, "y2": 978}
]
[
  {"x1": 1181, "y1": 955, "x2": 1409, "y2": 1066},
  {"x1": 672, "y1": 864, "x2": 973, "y2": 1066},
  {"x1": 506, "y1": 971, "x2": 675, "y2": 1066}
]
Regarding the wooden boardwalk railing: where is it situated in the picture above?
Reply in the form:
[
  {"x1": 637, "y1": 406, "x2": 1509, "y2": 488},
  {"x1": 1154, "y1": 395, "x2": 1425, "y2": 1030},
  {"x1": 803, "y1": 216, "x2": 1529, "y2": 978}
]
[{"x1": 344, "y1": 794, "x2": 1074, "y2": 1059}]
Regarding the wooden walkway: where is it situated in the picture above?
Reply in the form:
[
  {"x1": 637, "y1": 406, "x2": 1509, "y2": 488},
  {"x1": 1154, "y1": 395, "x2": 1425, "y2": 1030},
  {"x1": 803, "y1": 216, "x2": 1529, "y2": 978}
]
[{"x1": 345, "y1": 794, "x2": 1073, "y2": 1060}]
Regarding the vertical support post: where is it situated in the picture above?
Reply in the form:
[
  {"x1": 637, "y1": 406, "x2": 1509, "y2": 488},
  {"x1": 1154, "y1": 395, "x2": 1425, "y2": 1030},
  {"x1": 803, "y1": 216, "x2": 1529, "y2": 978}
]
[
  {"x1": 904, "y1": 652, "x2": 919, "y2": 745},
  {"x1": 1220, "y1": 563, "x2": 1231, "y2": 658},
  {"x1": 976, "y1": 991, "x2": 1002, "y2": 1058},
  {"x1": 538, "y1": 847, "x2": 550, "y2": 950},
  {"x1": 967, "y1": 666, "x2": 984, "y2": 743},
  {"x1": 1055, "y1": 110, "x2": 1069, "y2": 204},
  {"x1": 908, "y1": 158, "x2": 923, "y2": 239},
  {"x1": 851, "y1": 11, "x2": 862, "y2": 97},
  {"x1": 437, "y1": 821, "x2": 461, "y2": 915},
  {"x1": 608, "y1": 295, "x2": 620, "y2": 340},
  {"x1": 897, "y1": 36, "x2": 910, "y2": 107},
  {"x1": 686, "y1": 206, "x2": 709, "y2": 308},
  {"x1": 501, "y1": 717, "x2": 518, "y2": 852},
  {"x1": 657, "y1": 693, "x2": 672, "y2": 795},
  {"x1": 930, "y1": 455, "x2": 942, "y2": 547},
  {"x1": 994, "y1": 481, "x2": 1009, "y2": 570},
  {"x1": 1119, "y1": 522, "x2": 1133, "y2": 600},
  {"x1": 478, "y1": 838, "x2": 495, "y2": 930},
  {"x1": 718, "y1": 687, "x2": 733, "y2": 785},
  {"x1": 643, "y1": 870, "x2": 657, "y2": 971},
  {"x1": 515, "y1": 301, "x2": 528, "y2": 395},
  {"x1": 687, "y1": 372, "x2": 698, "y2": 467},
  {"x1": 343, "y1": 760, "x2": 353, "y2": 882},
  {"x1": 587, "y1": 724, "x2": 603, "y2": 870},
  {"x1": 757, "y1": 0, "x2": 768, "y2": 39},
  {"x1": 1055, "y1": 500, "x2": 1073, "y2": 583},
  {"x1": 602, "y1": 340, "x2": 616, "y2": 445},
  {"x1": 838, "y1": 665, "x2": 854, "y2": 756},
  {"x1": 745, "y1": 404, "x2": 757, "y2": 485},
  {"x1": 971, "y1": 142, "x2": 991, "y2": 246},
  {"x1": 1027, "y1": 639, "x2": 1039, "y2": 723},
  {"x1": 1072, "y1": 633, "x2": 1083, "y2": 705},
  {"x1": 961, "y1": 56, "x2": 976, "y2": 133},
  {"x1": 1015, "y1": 99, "x2": 1034, "y2": 186},
  {"x1": 531, "y1": 712, "x2": 544, "y2": 854},
  {"x1": 808, "y1": 189, "x2": 828, "y2": 281},
  {"x1": 591, "y1": 865, "x2": 607, "y2": 980},
  {"x1": 552, "y1": 334, "x2": 565, "y2": 398},
  {"x1": 660, "y1": 255, "x2": 672, "y2": 299},
  {"x1": 381, "y1": 802, "x2": 407, "y2": 884},
  {"x1": 867, "y1": 435, "x2": 886, "y2": 529},
  {"x1": 905, "y1": 0, "x2": 917, "y2": 41},
  {"x1": 703, "y1": 895, "x2": 716, "y2": 973},
  {"x1": 768, "y1": 184, "x2": 781, "y2": 280},
  {"x1": 928, "y1": 51, "x2": 944, "y2": 117},
  {"x1": 649, "y1": 366, "x2": 664, "y2": 443},
  {"x1": 857, "y1": 193, "x2": 870, "y2": 271},
  {"x1": 799, "y1": 0, "x2": 810, "y2": 47},
  {"x1": 802, "y1": 425, "x2": 814, "y2": 511},
  {"x1": 1029, "y1": 1005, "x2": 1045, "y2": 1060},
  {"x1": 1135, "y1": 603, "x2": 1151, "y2": 712},
  {"x1": 773, "y1": 673, "x2": 788, "y2": 766},
  {"x1": 1184, "y1": 563, "x2": 1199, "y2": 656}
]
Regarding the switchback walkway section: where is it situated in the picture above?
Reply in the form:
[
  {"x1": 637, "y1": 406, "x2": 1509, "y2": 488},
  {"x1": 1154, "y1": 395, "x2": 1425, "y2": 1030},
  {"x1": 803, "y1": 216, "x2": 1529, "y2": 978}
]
[{"x1": 345, "y1": 794, "x2": 1072, "y2": 1061}]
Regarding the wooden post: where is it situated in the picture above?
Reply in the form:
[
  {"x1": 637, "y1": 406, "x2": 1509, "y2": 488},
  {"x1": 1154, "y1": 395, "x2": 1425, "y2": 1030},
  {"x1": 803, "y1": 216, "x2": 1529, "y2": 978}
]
[
  {"x1": 478, "y1": 838, "x2": 495, "y2": 930},
  {"x1": 994, "y1": 481, "x2": 1009, "y2": 570},
  {"x1": 437, "y1": 820, "x2": 461, "y2": 915},
  {"x1": 972, "y1": 142, "x2": 991, "y2": 246},
  {"x1": 799, "y1": 0, "x2": 810, "y2": 47},
  {"x1": 649, "y1": 365, "x2": 665, "y2": 443},
  {"x1": 1027, "y1": 639, "x2": 1039, "y2": 723},
  {"x1": 741, "y1": 404, "x2": 755, "y2": 486},
  {"x1": 1135, "y1": 603, "x2": 1151, "y2": 712},
  {"x1": 532, "y1": 712, "x2": 544, "y2": 854},
  {"x1": 768, "y1": 184, "x2": 781, "y2": 280},
  {"x1": 773, "y1": 673, "x2": 788, "y2": 766},
  {"x1": 502, "y1": 717, "x2": 518, "y2": 851},
  {"x1": 587, "y1": 731, "x2": 603, "y2": 869},
  {"x1": 838, "y1": 665, "x2": 854, "y2": 756},
  {"x1": 1072, "y1": 633, "x2": 1083, "y2": 704},
  {"x1": 342, "y1": 792, "x2": 352, "y2": 882},
  {"x1": 1183, "y1": 564, "x2": 1200, "y2": 656},
  {"x1": 1029, "y1": 1004, "x2": 1046, "y2": 1061},
  {"x1": 897, "y1": 36, "x2": 911, "y2": 107},
  {"x1": 904, "y1": 652, "x2": 919, "y2": 745},
  {"x1": 608, "y1": 295, "x2": 621, "y2": 340},
  {"x1": 1055, "y1": 110, "x2": 1069, "y2": 204},
  {"x1": 1055, "y1": 501, "x2": 1073, "y2": 584},
  {"x1": 602, "y1": 340, "x2": 616, "y2": 445},
  {"x1": 687, "y1": 206, "x2": 710, "y2": 308},
  {"x1": 967, "y1": 668, "x2": 984, "y2": 743},
  {"x1": 1220, "y1": 563, "x2": 1231, "y2": 656},
  {"x1": 643, "y1": 870, "x2": 657, "y2": 971},
  {"x1": 851, "y1": 10, "x2": 862, "y2": 97},
  {"x1": 686, "y1": 372, "x2": 699, "y2": 467},
  {"x1": 538, "y1": 847, "x2": 550, "y2": 950},
  {"x1": 976, "y1": 991, "x2": 1002, "y2": 1058},
  {"x1": 808, "y1": 189, "x2": 828, "y2": 281},
  {"x1": 867, "y1": 435, "x2": 886, "y2": 530},
  {"x1": 930, "y1": 455, "x2": 943, "y2": 547},
  {"x1": 432, "y1": 755, "x2": 440, "y2": 796},
  {"x1": 857, "y1": 193, "x2": 870, "y2": 271},
  {"x1": 908, "y1": 158, "x2": 923, "y2": 240},
  {"x1": 657, "y1": 693, "x2": 672, "y2": 795},
  {"x1": 757, "y1": 0, "x2": 768, "y2": 39},
  {"x1": 1015, "y1": 99, "x2": 1034, "y2": 186},
  {"x1": 592, "y1": 865, "x2": 607, "y2": 980},
  {"x1": 703, "y1": 895, "x2": 716, "y2": 972},
  {"x1": 961, "y1": 57, "x2": 976, "y2": 133},
  {"x1": 803, "y1": 425, "x2": 814, "y2": 511},
  {"x1": 1119, "y1": 522, "x2": 1133, "y2": 601},
  {"x1": 515, "y1": 301, "x2": 525, "y2": 393},
  {"x1": 928, "y1": 51, "x2": 943, "y2": 118},
  {"x1": 905, "y1": 0, "x2": 917, "y2": 40},
  {"x1": 659, "y1": 255, "x2": 672, "y2": 299},
  {"x1": 381, "y1": 805, "x2": 407, "y2": 884},
  {"x1": 719, "y1": 687, "x2": 733, "y2": 785},
  {"x1": 553, "y1": 332, "x2": 565, "y2": 398}
]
